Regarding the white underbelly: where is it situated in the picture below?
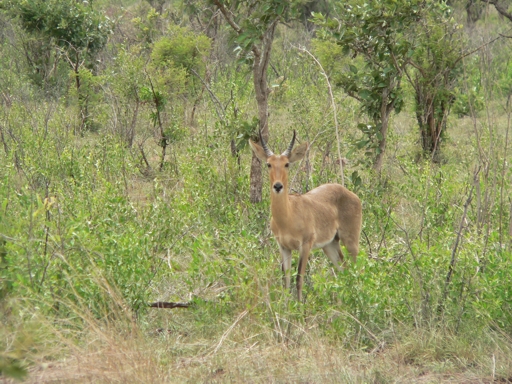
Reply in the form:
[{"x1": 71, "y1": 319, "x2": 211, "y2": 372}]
[
  {"x1": 313, "y1": 236, "x2": 336, "y2": 249},
  {"x1": 275, "y1": 230, "x2": 337, "y2": 251}
]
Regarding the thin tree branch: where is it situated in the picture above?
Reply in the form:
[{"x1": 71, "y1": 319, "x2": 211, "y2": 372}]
[
  {"x1": 189, "y1": 68, "x2": 225, "y2": 120},
  {"x1": 143, "y1": 225, "x2": 197, "y2": 295},
  {"x1": 297, "y1": 46, "x2": 345, "y2": 186},
  {"x1": 439, "y1": 167, "x2": 480, "y2": 315},
  {"x1": 211, "y1": 0, "x2": 242, "y2": 34},
  {"x1": 453, "y1": 33, "x2": 505, "y2": 66},
  {"x1": 483, "y1": 0, "x2": 512, "y2": 23},
  {"x1": 259, "y1": 19, "x2": 279, "y2": 80},
  {"x1": 138, "y1": 142, "x2": 151, "y2": 171},
  {"x1": 144, "y1": 69, "x2": 167, "y2": 171},
  {"x1": 209, "y1": 310, "x2": 248, "y2": 355},
  {"x1": 270, "y1": 62, "x2": 280, "y2": 77}
]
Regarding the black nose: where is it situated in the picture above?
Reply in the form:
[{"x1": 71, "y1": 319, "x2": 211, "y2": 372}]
[{"x1": 273, "y1": 182, "x2": 283, "y2": 193}]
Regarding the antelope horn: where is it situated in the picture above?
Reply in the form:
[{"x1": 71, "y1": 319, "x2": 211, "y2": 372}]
[
  {"x1": 259, "y1": 129, "x2": 274, "y2": 157},
  {"x1": 282, "y1": 130, "x2": 296, "y2": 158}
]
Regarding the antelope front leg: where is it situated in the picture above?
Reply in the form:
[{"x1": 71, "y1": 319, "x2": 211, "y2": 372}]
[
  {"x1": 279, "y1": 245, "x2": 292, "y2": 291},
  {"x1": 296, "y1": 243, "x2": 313, "y2": 302}
]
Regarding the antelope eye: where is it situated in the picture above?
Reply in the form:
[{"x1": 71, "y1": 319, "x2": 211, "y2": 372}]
[
  {"x1": 285, "y1": 163, "x2": 290, "y2": 168},
  {"x1": 267, "y1": 163, "x2": 271, "y2": 168}
]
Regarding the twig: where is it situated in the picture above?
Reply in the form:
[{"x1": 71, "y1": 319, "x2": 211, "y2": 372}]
[
  {"x1": 210, "y1": 309, "x2": 248, "y2": 355},
  {"x1": 376, "y1": 206, "x2": 393, "y2": 255},
  {"x1": 296, "y1": 45, "x2": 345, "y2": 186},
  {"x1": 269, "y1": 62, "x2": 280, "y2": 77},
  {"x1": 492, "y1": 353, "x2": 496, "y2": 381},
  {"x1": 439, "y1": 167, "x2": 480, "y2": 314},
  {"x1": 342, "y1": 310, "x2": 382, "y2": 346},
  {"x1": 189, "y1": 68, "x2": 225, "y2": 120},
  {"x1": 509, "y1": 198, "x2": 512, "y2": 243},
  {"x1": 483, "y1": 0, "x2": 512, "y2": 23},
  {"x1": 211, "y1": 0, "x2": 242, "y2": 34},
  {"x1": 143, "y1": 225, "x2": 197, "y2": 295},
  {"x1": 499, "y1": 100, "x2": 511, "y2": 245},
  {"x1": 391, "y1": 216, "x2": 429, "y2": 325},
  {"x1": 144, "y1": 69, "x2": 167, "y2": 171},
  {"x1": 362, "y1": 229, "x2": 373, "y2": 258},
  {"x1": 138, "y1": 142, "x2": 151, "y2": 171},
  {"x1": 39, "y1": 182, "x2": 52, "y2": 289}
]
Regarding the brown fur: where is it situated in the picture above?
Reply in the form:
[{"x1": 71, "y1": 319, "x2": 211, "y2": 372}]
[{"x1": 249, "y1": 137, "x2": 362, "y2": 301}]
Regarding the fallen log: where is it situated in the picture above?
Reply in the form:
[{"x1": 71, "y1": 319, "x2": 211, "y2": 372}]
[{"x1": 149, "y1": 301, "x2": 191, "y2": 309}]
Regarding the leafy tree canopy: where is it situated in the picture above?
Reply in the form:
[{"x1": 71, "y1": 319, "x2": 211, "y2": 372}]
[
  {"x1": 1, "y1": 0, "x2": 112, "y2": 55},
  {"x1": 151, "y1": 25, "x2": 211, "y2": 76}
]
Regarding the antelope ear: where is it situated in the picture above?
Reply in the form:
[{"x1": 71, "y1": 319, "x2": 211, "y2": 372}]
[
  {"x1": 288, "y1": 142, "x2": 308, "y2": 163},
  {"x1": 249, "y1": 139, "x2": 268, "y2": 162}
]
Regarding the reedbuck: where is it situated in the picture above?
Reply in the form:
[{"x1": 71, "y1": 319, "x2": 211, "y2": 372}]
[{"x1": 249, "y1": 131, "x2": 362, "y2": 301}]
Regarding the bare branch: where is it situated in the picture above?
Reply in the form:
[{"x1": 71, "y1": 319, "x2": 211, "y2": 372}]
[
  {"x1": 439, "y1": 167, "x2": 480, "y2": 315},
  {"x1": 189, "y1": 68, "x2": 225, "y2": 120},
  {"x1": 212, "y1": 0, "x2": 265, "y2": 64},
  {"x1": 138, "y1": 142, "x2": 151, "y2": 171},
  {"x1": 453, "y1": 33, "x2": 505, "y2": 65},
  {"x1": 483, "y1": 0, "x2": 512, "y2": 23},
  {"x1": 297, "y1": 45, "x2": 345, "y2": 186},
  {"x1": 259, "y1": 19, "x2": 279, "y2": 79},
  {"x1": 211, "y1": 0, "x2": 242, "y2": 34},
  {"x1": 209, "y1": 310, "x2": 248, "y2": 355},
  {"x1": 149, "y1": 301, "x2": 191, "y2": 309}
]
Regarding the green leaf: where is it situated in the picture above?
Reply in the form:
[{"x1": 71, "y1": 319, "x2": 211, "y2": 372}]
[{"x1": 359, "y1": 89, "x2": 372, "y2": 99}]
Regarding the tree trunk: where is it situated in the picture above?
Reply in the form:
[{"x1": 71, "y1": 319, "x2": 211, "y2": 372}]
[
  {"x1": 211, "y1": 0, "x2": 277, "y2": 203},
  {"x1": 373, "y1": 117, "x2": 390, "y2": 172},
  {"x1": 373, "y1": 88, "x2": 393, "y2": 172},
  {"x1": 249, "y1": 21, "x2": 276, "y2": 203},
  {"x1": 415, "y1": 91, "x2": 448, "y2": 161},
  {"x1": 373, "y1": 121, "x2": 388, "y2": 172}
]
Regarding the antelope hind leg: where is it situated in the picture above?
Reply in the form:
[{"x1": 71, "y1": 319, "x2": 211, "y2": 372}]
[{"x1": 322, "y1": 239, "x2": 345, "y2": 270}]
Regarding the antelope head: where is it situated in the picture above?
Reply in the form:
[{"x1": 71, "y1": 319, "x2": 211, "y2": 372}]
[{"x1": 249, "y1": 130, "x2": 309, "y2": 195}]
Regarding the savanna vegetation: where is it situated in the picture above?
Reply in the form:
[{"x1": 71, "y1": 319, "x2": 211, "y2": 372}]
[{"x1": 1, "y1": 0, "x2": 512, "y2": 382}]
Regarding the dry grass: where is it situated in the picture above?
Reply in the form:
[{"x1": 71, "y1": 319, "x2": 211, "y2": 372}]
[
  {"x1": 3, "y1": 303, "x2": 509, "y2": 384},
  {"x1": 21, "y1": 332, "x2": 510, "y2": 383}
]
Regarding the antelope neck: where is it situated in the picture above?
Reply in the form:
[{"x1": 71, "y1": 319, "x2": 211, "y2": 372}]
[{"x1": 270, "y1": 187, "x2": 292, "y2": 226}]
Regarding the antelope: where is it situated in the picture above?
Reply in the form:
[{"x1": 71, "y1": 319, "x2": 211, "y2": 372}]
[{"x1": 249, "y1": 131, "x2": 362, "y2": 301}]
